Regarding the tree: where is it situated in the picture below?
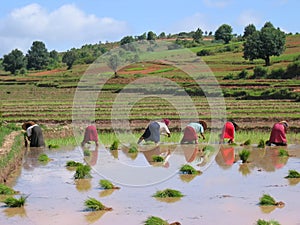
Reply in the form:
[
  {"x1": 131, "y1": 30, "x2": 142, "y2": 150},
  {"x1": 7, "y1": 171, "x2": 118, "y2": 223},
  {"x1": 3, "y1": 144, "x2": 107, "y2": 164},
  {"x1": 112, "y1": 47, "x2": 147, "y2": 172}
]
[
  {"x1": 158, "y1": 32, "x2": 166, "y2": 39},
  {"x1": 120, "y1": 36, "x2": 135, "y2": 46},
  {"x1": 193, "y1": 28, "x2": 203, "y2": 43},
  {"x1": 147, "y1": 31, "x2": 157, "y2": 40},
  {"x1": 243, "y1": 24, "x2": 256, "y2": 39},
  {"x1": 62, "y1": 50, "x2": 76, "y2": 69},
  {"x1": 2, "y1": 49, "x2": 26, "y2": 74},
  {"x1": 107, "y1": 54, "x2": 121, "y2": 77},
  {"x1": 214, "y1": 24, "x2": 233, "y2": 44},
  {"x1": 26, "y1": 41, "x2": 49, "y2": 70},
  {"x1": 243, "y1": 22, "x2": 286, "y2": 66}
]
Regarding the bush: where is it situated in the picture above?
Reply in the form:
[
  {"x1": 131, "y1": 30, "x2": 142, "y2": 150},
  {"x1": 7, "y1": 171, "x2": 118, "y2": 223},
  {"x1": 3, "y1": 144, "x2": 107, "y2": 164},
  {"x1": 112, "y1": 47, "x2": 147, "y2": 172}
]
[
  {"x1": 285, "y1": 61, "x2": 300, "y2": 79},
  {"x1": 268, "y1": 67, "x2": 285, "y2": 79},
  {"x1": 237, "y1": 69, "x2": 248, "y2": 79},
  {"x1": 251, "y1": 66, "x2": 268, "y2": 79},
  {"x1": 196, "y1": 49, "x2": 212, "y2": 56}
]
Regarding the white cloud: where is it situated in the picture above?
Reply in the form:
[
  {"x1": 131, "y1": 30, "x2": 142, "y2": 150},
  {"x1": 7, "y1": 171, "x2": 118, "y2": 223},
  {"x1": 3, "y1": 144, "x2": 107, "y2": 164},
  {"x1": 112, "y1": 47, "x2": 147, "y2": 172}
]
[
  {"x1": 202, "y1": 0, "x2": 232, "y2": 8},
  {"x1": 237, "y1": 10, "x2": 262, "y2": 28},
  {"x1": 0, "y1": 3, "x2": 130, "y2": 56}
]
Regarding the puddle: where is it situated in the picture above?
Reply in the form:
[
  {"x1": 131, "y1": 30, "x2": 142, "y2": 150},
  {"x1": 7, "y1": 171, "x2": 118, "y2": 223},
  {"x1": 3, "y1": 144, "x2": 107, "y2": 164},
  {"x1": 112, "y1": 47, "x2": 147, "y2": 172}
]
[{"x1": 0, "y1": 144, "x2": 300, "y2": 225}]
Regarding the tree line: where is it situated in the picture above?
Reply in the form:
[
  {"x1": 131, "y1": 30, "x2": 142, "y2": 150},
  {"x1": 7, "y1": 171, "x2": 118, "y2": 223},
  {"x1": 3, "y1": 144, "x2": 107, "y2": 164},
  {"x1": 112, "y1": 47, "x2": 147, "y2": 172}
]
[{"x1": 0, "y1": 21, "x2": 291, "y2": 75}]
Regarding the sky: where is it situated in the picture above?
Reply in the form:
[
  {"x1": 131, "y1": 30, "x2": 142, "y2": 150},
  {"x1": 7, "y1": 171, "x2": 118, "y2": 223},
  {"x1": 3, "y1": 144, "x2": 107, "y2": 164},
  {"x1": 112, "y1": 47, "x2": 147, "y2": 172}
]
[{"x1": 0, "y1": 0, "x2": 299, "y2": 57}]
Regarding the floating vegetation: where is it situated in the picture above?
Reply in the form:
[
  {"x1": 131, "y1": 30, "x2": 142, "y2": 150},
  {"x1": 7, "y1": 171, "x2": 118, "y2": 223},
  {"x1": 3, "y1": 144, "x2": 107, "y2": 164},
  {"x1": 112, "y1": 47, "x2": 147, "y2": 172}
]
[
  {"x1": 285, "y1": 170, "x2": 300, "y2": 178},
  {"x1": 179, "y1": 164, "x2": 199, "y2": 175},
  {"x1": 243, "y1": 139, "x2": 251, "y2": 146},
  {"x1": 0, "y1": 184, "x2": 16, "y2": 195},
  {"x1": 259, "y1": 194, "x2": 284, "y2": 207},
  {"x1": 3, "y1": 195, "x2": 28, "y2": 207},
  {"x1": 278, "y1": 148, "x2": 289, "y2": 157},
  {"x1": 153, "y1": 189, "x2": 183, "y2": 198},
  {"x1": 238, "y1": 149, "x2": 250, "y2": 163},
  {"x1": 38, "y1": 153, "x2": 50, "y2": 162},
  {"x1": 99, "y1": 179, "x2": 120, "y2": 190},
  {"x1": 257, "y1": 139, "x2": 265, "y2": 148},
  {"x1": 66, "y1": 160, "x2": 82, "y2": 167},
  {"x1": 74, "y1": 164, "x2": 92, "y2": 179},
  {"x1": 84, "y1": 197, "x2": 112, "y2": 211},
  {"x1": 109, "y1": 140, "x2": 119, "y2": 150},
  {"x1": 152, "y1": 155, "x2": 164, "y2": 162},
  {"x1": 83, "y1": 149, "x2": 91, "y2": 156},
  {"x1": 256, "y1": 219, "x2": 281, "y2": 225}
]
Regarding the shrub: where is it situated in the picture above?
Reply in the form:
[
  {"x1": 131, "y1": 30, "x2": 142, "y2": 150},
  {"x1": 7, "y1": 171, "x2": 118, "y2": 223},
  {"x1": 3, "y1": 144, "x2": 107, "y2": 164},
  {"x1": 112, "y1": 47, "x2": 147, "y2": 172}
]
[
  {"x1": 179, "y1": 164, "x2": 198, "y2": 175},
  {"x1": 268, "y1": 67, "x2": 285, "y2": 79},
  {"x1": 285, "y1": 170, "x2": 300, "y2": 178},
  {"x1": 83, "y1": 149, "x2": 91, "y2": 156},
  {"x1": 4, "y1": 195, "x2": 28, "y2": 207},
  {"x1": 285, "y1": 61, "x2": 300, "y2": 79},
  {"x1": 153, "y1": 189, "x2": 184, "y2": 198},
  {"x1": 237, "y1": 69, "x2": 248, "y2": 79},
  {"x1": 239, "y1": 149, "x2": 250, "y2": 163},
  {"x1": 196, "y1": 49, "x2": 212, "y2": 56},
  {"x1": 74, "y1": 164, "x2": 92, "y2": 179},
  {"x1": 252, "y1": 66, "x2": 268, "y2": 79}
]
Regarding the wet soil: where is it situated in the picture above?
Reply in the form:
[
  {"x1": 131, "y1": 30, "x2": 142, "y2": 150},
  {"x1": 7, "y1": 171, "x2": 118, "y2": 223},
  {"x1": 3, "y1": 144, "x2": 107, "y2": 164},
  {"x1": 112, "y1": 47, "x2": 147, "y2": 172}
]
[{"x1": 0, "y1": 143, "x2": 299, "y2": 225}]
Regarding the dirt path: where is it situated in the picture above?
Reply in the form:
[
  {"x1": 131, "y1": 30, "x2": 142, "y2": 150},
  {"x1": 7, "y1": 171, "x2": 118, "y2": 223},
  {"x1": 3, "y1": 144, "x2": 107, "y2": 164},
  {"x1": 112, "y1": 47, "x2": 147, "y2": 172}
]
[{"x1": 0, "y1": 131, "x2": 21, "y2": 155}]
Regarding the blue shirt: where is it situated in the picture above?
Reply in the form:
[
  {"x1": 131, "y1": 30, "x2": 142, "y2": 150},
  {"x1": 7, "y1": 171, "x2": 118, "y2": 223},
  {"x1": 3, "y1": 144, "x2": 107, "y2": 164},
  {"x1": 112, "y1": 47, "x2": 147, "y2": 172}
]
[{"x1": 187, "y1": 122, "x2": 204, "y2": 133}]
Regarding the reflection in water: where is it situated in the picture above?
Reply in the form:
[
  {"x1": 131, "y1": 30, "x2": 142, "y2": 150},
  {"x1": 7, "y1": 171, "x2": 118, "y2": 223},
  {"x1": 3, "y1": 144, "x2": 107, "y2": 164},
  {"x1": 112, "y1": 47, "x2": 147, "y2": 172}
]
[
  {"x1": 141, "y1": 145, "x2": 171, "y2": 168},
  {"x1": 75, "y1": 179, "x2": 92, "y2": 192},
  {"x1": 287, "y1": 178, "x2": 300, "y2": 186},
  {"x1": 154, "y1": 197, "x2": 182, "y2": 203},
  {"x1": 3, "y1": 207, "x2": 27, "y2": 218},
  {"x1": 215, "y1": 146, "x2": 235, "y2": 169},
  {"x1": 179, "y1": 174, "x2": 199, "y2": 183},
  {"x1": 85, "y1": 210, "x2": 107, "y2": 224},
  {"x1": 238, "y1": 164, "x2": 251, "y2": 176},
  {"x1": 23, "y1": 147, "x2": 45, "y2": 171},
  {"x1": 259, "y1": 205, "x2": 277, "y2": 214},
  {"x1": 99, "y1": 189, "x2": 115, "y2": 198}
]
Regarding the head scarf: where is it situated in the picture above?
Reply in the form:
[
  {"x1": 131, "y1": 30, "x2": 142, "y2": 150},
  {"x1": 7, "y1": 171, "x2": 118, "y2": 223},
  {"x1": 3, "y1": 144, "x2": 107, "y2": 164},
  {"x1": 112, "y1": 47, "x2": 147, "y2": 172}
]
[{"x1": 162, "y1": 119, "x2": 170, "y2": 126}]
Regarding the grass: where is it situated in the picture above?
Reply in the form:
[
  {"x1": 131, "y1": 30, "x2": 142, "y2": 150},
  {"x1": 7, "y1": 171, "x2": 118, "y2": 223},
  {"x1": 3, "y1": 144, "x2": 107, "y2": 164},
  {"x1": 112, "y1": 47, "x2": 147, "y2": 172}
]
[
  {"x1": 179, "y1": 164, "x2": 199, "y2": 175},
  {"x1": 153, "y1": 189, "x2": 184, "y2": 198},
  {"x1": 3, "y1": 195, "x2": 28, "y2": 207},
  {"x1": 238, "y1": 149, "x2": 250, "y2": 163},
  {"x1": 285, "y1": 170, "x2": 300, "y2": 178},
  {"x1": 74, "y1": 164, "x2": 92, "y2": 179},
  {"x1": 0, "y1": 184, "x2": 17, "y2": 195}
]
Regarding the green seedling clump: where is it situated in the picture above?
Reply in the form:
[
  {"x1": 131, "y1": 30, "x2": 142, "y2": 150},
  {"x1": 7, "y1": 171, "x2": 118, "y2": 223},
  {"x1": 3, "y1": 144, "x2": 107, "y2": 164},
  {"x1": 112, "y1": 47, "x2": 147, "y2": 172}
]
[
  {"x1": 38, "y1": 153, "x2": 50, "y2": 162},
  {"x1": 243, "y1": 139, "x2": 251, "y2": 146},
  {"x1": 128, "y1": 144, "x2": 138, "y2": 153},
  {"x1": 278, "y1": 148, "x2": 289, "y2": 157},
  {"x1": 256, "y1": 219, "x2": 281, "y2": 225},
  {"x1": 259, "y1": 194, "x2": 276, "y2": 205},
  {"x1": 0, "y1": 184, "x2": 16, "y2": 195},
  {"x1": 99, "y1": 179, "x2": 119, "y2": 189},
  {"x1": 66, "y1": 161, "x2": 82, "y2": 167},
  {"x1": 239, "y1": 149, "x2": 250, "y2": 163},
  {"x1": 285, "y1": 169, "x2": 300, "y2": 178},
  {"x1": 152, "y1": 155, "x2": 164, "y2": 162},
  {"x1": 84, "y1": 197, "x2": 107, "y2": 211},
  {"x1": 74, "y1": 164, "x2": 92, "y2": 179},
  {"x1": 257, "y1": 139, "x2": 265, "y2": 148},
  {"x1": 48, "y1": 144, "x2": 59, "y2": 149},
  {"x1": 144, "y1": 216, "x2": 169, "y2": 225},
  {"x1": 83, "y1": 149, "x2": 91, "y2": 156},
  {"x1": 179, "y1": 164, "x2": 198, "y2": 175},
  {"x1": 153, "y1": 189, "x2": 184, "y2": 198},
  {"x1": 4, "y1": 195, "x2": 28, "y2": 207},
  {"x1": 110, "y1": 140, "x2": 119, "y2": 150}
]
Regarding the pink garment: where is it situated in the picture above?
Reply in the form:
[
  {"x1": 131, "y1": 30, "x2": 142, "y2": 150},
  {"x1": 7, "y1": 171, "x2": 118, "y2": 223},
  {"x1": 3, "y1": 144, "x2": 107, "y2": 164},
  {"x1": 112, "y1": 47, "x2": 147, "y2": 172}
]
[
  {"x1": 269, "y1": 123, "x2": 287, "y2": 144},
  {"x1": 221, "y1": 122, "x2": 235, "y2": 141},
  {"x1": 83, "y1": 125, "x2": 98, "y2": 142}
]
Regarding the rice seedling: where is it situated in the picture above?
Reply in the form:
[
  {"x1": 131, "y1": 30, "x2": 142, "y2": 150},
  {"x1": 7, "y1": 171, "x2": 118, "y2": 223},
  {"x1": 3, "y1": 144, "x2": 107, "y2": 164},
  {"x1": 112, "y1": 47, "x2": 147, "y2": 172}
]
[
  {"x1": 144, "y1": 216, "x2": 169, "y2": 225},
  {"x1": 278, "y1": 148, "x2": 289, "y2": 157},
  {"x1": 179, "y1": 164, "x2": 199, "y2": 175},
  {"x1": 66, "y1": 160, "x2": 82, "y2": 167},
  {"x1": 256, "y1": 219, "x2": 281, "y2": 225},
  {"x1": 0, "y1": 184, "x2": 17, "y2": 195},
  {"x1": 84, "y1": 197, "x2": 112, "y2": 211},
  {"x1": 153, "y1": 189, "x2": 184, "y2": 198},
  {"x1": 83, "y1": 149, "x2": 91, "y2": 156},
  {"x1": 99, "y1": 179, "x2": 120, "y2": 189},
  {"x1": 243, "y1": 139, "x2": 251, "y2": 146},
  {"x1": 152, "y1": 155, "x2": 164, "y2": 162},
  {"x1": 48, "y1": 144, "x2": 59, "y2": 149},
  {"x1": 109, "y1": 140, "x2": 119, "y2": 150},
  {"x1": 38, "y1": 153, "x2": 50, "y2": 162},
  {"x1": 257, "y1": 139, "x2": 265, "y2": 148},
  {"x1": 259, "y1": 194, "x2": 284, "y2": 207},
  {"x1": 128, "y1": 144, "x2": 138, "y2": 153},
  {"x1": 74, "y1": 164, "x2": 92, "y2": 179},
  {"x1": 285, "y1": 170, "x2": 300, "y2": 178},
  {"x1": 3, "y1": 195, "x2": 28, "y2": 207},
  {"x1": 238, "y1": 149, "x2": 250, "y2": 163}
]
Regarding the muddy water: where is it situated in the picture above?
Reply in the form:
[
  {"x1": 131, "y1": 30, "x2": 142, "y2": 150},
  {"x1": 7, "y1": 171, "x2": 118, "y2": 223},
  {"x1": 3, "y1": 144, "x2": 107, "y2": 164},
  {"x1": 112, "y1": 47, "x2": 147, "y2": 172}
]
[{"x1": 0, "y1": 144, "x2": 299, "y2": 225}]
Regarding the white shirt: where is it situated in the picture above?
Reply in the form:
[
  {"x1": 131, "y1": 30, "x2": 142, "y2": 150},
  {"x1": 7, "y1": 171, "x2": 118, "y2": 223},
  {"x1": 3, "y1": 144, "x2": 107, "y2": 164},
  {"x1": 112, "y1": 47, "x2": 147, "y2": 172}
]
[
  {"x1": 27, "y1": 124, "x2": 38, "y2": 137},
  {"x1": 157, "y1": 122, "x2": 170, "y2": 135}
]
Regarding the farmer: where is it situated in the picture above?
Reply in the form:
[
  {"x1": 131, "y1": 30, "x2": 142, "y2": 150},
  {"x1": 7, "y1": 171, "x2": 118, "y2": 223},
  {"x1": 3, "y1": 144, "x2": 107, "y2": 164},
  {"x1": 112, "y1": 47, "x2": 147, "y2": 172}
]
[
  {"x1": 137, "y1": 119, "x2": 171, "y2": 144},
  {"x1": 266, "y1": 121, "x2": 288, "y2": 146},
  {"x1": 22, "y1": 121, "x2": 45, "y2": 147},
  {"x1": 220, "y1": 120, "x2": 239, "y2": 144},
  {"x1": 180, "y1": 121, "x2": 207, "y2": 144},
  {"x1": 81, "y1": 123, "x2": 99, "y2": 147}
]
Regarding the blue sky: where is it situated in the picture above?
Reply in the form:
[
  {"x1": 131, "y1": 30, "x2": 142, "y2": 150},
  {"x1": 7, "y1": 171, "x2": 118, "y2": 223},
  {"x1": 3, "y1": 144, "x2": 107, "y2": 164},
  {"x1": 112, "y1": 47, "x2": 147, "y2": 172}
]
[{"x1": 0, "y1": 0, "x2": 299, "y2": 57}]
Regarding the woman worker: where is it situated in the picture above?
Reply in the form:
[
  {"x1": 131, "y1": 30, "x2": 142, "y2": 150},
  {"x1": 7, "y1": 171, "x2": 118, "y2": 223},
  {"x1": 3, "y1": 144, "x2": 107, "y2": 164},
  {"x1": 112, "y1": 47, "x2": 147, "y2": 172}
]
[
  {"x1": 220, "y1": 120, "x2": 239, "y2": 144},
  {"x1": 137, "y1": 119, "x2": 171, "y2": 144},
  {"x1": 266, "y1": 121, "x2": 289, "y2": 146},
  {"x1": 180, "y1": 120, "x2": 207, "y2": 144},
  {"x1": 81, "y1": 123, "x2": 99, "y2": 147},
  {"x1": 22, "y1": 121, "x2": 45, "y2": 147}
]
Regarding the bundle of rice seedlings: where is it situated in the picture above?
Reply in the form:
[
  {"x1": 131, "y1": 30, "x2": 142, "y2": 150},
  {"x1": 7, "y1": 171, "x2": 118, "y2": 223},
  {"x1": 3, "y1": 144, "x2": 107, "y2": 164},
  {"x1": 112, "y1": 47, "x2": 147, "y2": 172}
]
[
  {"x1": 153, "y1": 189, "x2": 183, "y2": 198},
  {"x1": 239, "y1": 149, "x2": 250, "y2": 163},
  {"x1": 144, "y1": 216, "x2": 169, "y2": 225},
  {"x1": 83, "y1": 149, "x2": 91, "y2": 156},
  {"x1": 66, "y1": 161, "x2": 82, "y2": 167},
  {"x1": 285, "y1": 170, "x2": 300, "y2": 178},
  {"x1": 152, "y1": 155, "x2": 164, "y2": 162},
  {"x1": 110, "y1": 140, "x2": 119, "y2": 150},
  {"x1": 256, "y1": 219, "x2": 281, "y2": 225},
  {"x1": 84, "y1": 197, "x2": 108, "y2": 211},
  {"x1": 278, "y1": 149, "x2": 289, "y2": 157},
  {"x1": 257, "y1": 139, "x2": 265, "y2": 148},
  {"x1": 259, "y1": 194, "x2": 276, "y2": 205},
  {"x1": 179, "y1": 164, "x2": 199, "y2": 175},
  {"x1": 128, "y1": 144, "x2": 138, "y2": 153},
  {"x1": 4, "y1": 195, "x2": 28, "y2": 207},
  {"x1": 74, "y1": 164, "x2": 92, "y2": 179},
  {"x1": 243, "y1": 139, "x2": 251, "y2": 146},
  {"x1": 0, "y1": 184, "x2": 16, "y2": 195},
  {"x1": 38, "y1": 153, "x2": 50, "y2": 162},
  {"x1": 99, "y1": 179, "x2": 120, "y2": 189}
]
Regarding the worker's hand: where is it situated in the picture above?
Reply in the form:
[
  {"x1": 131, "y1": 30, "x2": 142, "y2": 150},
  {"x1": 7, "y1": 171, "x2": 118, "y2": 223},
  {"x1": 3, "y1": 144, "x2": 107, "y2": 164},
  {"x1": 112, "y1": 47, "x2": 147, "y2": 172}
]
[{"x1": 167, "y1": 133, "x2": 171, "y2": 137}]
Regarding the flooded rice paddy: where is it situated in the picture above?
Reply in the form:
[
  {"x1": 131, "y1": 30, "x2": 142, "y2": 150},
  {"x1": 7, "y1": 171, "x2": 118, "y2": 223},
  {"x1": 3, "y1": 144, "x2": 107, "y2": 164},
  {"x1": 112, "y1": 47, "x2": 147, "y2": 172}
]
[{"x1": 0, "y1": 143, "x2": 299, "y2": 225}]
